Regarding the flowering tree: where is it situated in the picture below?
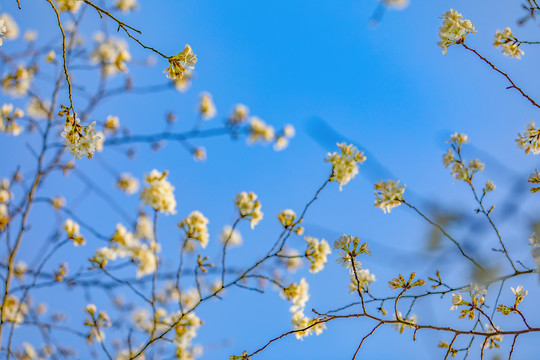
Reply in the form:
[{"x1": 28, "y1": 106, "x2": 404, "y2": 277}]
[{"x1": 1, "y1": 1, "x2": 540, "y2": 359}]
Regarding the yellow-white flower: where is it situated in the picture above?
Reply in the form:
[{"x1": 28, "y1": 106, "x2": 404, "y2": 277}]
[
  {"x1": 516, "y1": 120, "x2": 540, "y2": 155},
  {"x1": 374, "y1": 179, "x2": 405, "y2": 213},
  {"x1": 57, "y1": 0, "x2": 82, "y2": 13},
  {"x1": 198, "y1": 92, "x2": 217, "y2": 120},
  {"x1": 234, "y1": 191, "x2": 263, "y2": 228},
  {"x1": 247, "y1": 117, "x2": 275, "y2": 144},
  {"x1": 437, "y1": 9, "x2": 476, "y2": 55},
  {"x1": 220, "y1": 225, "x2": 242, "y2": 246},
  {"x1": 325, "y1": 142, "x2": 366, "y2": 190},
  {"x1": 178, "y1": 211, "x2": 210, "y2": 249},
  {"x1": 0, "y1": 13, "x2": 19, "y2": 42},
  {"x1": 140, "y1": 170, "x2": 177, "y2": 215},
  {"x1": 305, "y1": 236, "x2": 331, "y2": 273},
  {"x1": 115, "y1": 0, "x2": 138, "y2": 13},
  {"x1": 493, "y1": 27, "x2": 524, "y2": 59},
  {"x1": 116, "y1": 173, "x2": 139, "y2": 195}
]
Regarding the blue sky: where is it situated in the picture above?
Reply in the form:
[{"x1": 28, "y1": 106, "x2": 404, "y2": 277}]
[{"x1": 2, "y1": 0, "x2": 540, "y2": 358}]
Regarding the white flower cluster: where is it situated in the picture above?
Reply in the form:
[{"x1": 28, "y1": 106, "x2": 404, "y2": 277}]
[
  {"x1": 380, "y1": 0, "x2": 409, "y2": 10},
  {"x1": 348, "y1": 268, "x2": 376, "y2": 293},
  {"x1": 90, "y1": 36, "x2": 132, "y2": 76},
  {"x1": 0, "y1": 103, "x2": 23, "y2": 136},
  {"x1": 56, "y1": 0, "x2": 82, "y2": 13},
  {"x1": 493, "y1": 27, "x2": 524, "y2": 59},
  {"x1": 220, "y1": 225, "x2": 242, "y2": 246},
  {"x1": 83, "y1": 304, "x2": 110, "y2": 344},
  {"x1": 178, "y1": 211, "x2": 210, "y2": 250},
  {"x1": 334, "y1": 235, "x2": 375, "y2": 292},
  {"x1": 92, "y1": 223, "x2": 160, "y2": 278},
  {"x1": 2, "y1": 65, "x2": 33, "y2": 97},
  {"x1": 443, "y1": 133, "x2": 485, "y2": 181},
  {"x1": 61, "y1": 117, "x2": 102, "y2": 160},
  {"x1": 63, "y1": 218, "x2": 86, "y2": 246},
  {"x1": 115, "y1": 0, "x2": 138, "y2": 12},
  {"x1": 104, "y1": 115, "x2": 120, "y2": 134},
  {"x1": 228, "y1": 104, "x2": 249, "y2": 125},
  {"x1": 247, "y1": 117, "x2": 275, "y2": 144},
  {"x1": 391, "y1": 311, "x2": 418, "y2": 333},
  {"x1": 282, "y1": 278, "x2": 326, "y2": 340},
  {"x1": 304, "y1": 236, "x2": 331, "y2": 274},
  {"x1": 140, "y1": 169, "x2": 177, "y2": 215},
  {"x1": 325, "y1": 142, "x2": 366, "y2": 190},
  {"x1": 26, "y1": 97, "x2": 50, "y2": 119},
  {"x1": 0, "y1": 13, "x2": 19, "y2": 43},
  {"x1": 1, "y1": 295, "x2": 27, "y2": 324},
  {"x1": 234, "y1": 191, "x2": 263, "y2": 228},
  {"x1": 198, "y1": 92, "x2": 216, "y2": 120},
  {"x1": 132, "y1": 308, "x2": 202, "y2": 358},
  {"x1": 437, "y1": 9, "x2": 476, "y2": 55},
  {"x1": 273, "y1": 124, "x2": 295, "y2": 151},
  {"x1": 116, "y1": 173, "x2": 139, "y2": 195},
  {"x1": 277, "y1": 209, "x2": 304, "y2": 234},
  {"x1": 374, "y1": 180, "x2": 405, "y2": 214},
  {"x1": 516, "y1": 120, "x2": 540, "y2": 155},
  {"x1": 164, "y1": 44, "x2": 197, "y2": 80}
]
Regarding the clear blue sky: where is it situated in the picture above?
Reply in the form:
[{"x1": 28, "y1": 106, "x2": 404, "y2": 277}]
[{"x1": 2, "y1": 0, "x2": 540, "y2": 358}]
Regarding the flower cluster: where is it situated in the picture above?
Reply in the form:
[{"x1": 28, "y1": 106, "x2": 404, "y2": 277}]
[
  {"x1": 493, "y1": 27, "x2": 524, "y2": 59},
  {"x1": 57, "y1": 0, "x2": 82, "y2": 13},
  {"x1": 26, "y1": 97, "x2": 50, "y2": 119},
  {"x1": 228, "y1": 104, "x2": 249, "y2": 125},
  {"x1": 60, "y1": 107, "x2": 102, "y2": 160},
  {"x1": 334, "y1": 234, "x2": 367, "y2": 270},
  {"x1": 0, "y1": 103, "x2": 23, "y2": 136},
  {"x1": 277, "y1": 209, "x2": 304, "y2": 234},
  {"x1": 516, "y1": 120, "x2": 540, "y2": 155},
  {"x1": 0, "y1": 13, "x2": 19, "y2": 43},
  {"x1": 348, "y1": 268, "x2": 376, "y2": 293},
  {"x1": 374, "y1": 180, "x2": 405, "y2": 213},
  {"x1": 132, "y1": 308, "x2": 202, "y2": 357},
  {"x1": 198, "y1": 92, "x2": 217, "y2": 120},
  {"x1": 220, "y1": 225, "x2": 242, "y2": 246},
  {"x1": 304, "y1": 236, "x2": 331, "y2": 273},
  {"x1": 179, "y1": 211, "x2": 210, "y2": 249},
  {"x1": 234, "y1": 191, "x2": 263, "y2": 228},
  {"x1": 63, "y1": 219, "x2": 86, "y2": 246},
  {"x1": 90, "y1": 36, "x2": 132, "y2": 76},
  {"x1": 2, "y1": 65, "x2": 34, "y2": 97},
  {"x1": 164, "y1": 44, "x2": 197, "y2": 80},
  {"x1": 444, "y1": 133, "x2": 485, "y2": 182},
  {"x1": 116, "y1": 173, "x2": 140, "y2": 195},
  {"x1": 83, "y1": 304, "x2": 110, "y2": 344},
  {"x1": 273, "y1": 124, "x2": 296, "y2": 151},
  {"x1": 91, "y1": 223, "x2": 160, "y2": 278},
  {"x1": 437, "y1": 9, "x2": 476, "y2": 55},
  {"x1": 281, "y1": 278, "x2": 325, "y2": 340},
  {"x1": 1, "y1": 295, "x2": 27, "y2": 324},
  {"x1": 380, "y1": 0, "x2": 409, "y2": 10},
  {"x1": 325, "y1": 142, "x2": 366, "y2": 190},
  {"x1": 104, "y1": 115, "x2": 120, "y2": 134},
  {"x1": 115, "y1": 0, "x2": 138, "y2": 12},
  {"x1": 247, "y1": 117, "x2": 275, "y2": 144},
  {"x1": 140, "y1": 169, "x2": 177, "y2": 215},
  {"x1": 391, "y1": 312, "x2": 418, "y2": 333}
]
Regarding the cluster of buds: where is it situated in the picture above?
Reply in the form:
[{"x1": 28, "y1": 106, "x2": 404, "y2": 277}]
[
  {"x1": 277, "y1": 209, "x2": 304, "y2": 234},
  {"x1": 388, "y1": 272, "x2": 425, "y2": 291},
  {"x1": 83, "y1": 304, "x2": 111, "y2": 344}
]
